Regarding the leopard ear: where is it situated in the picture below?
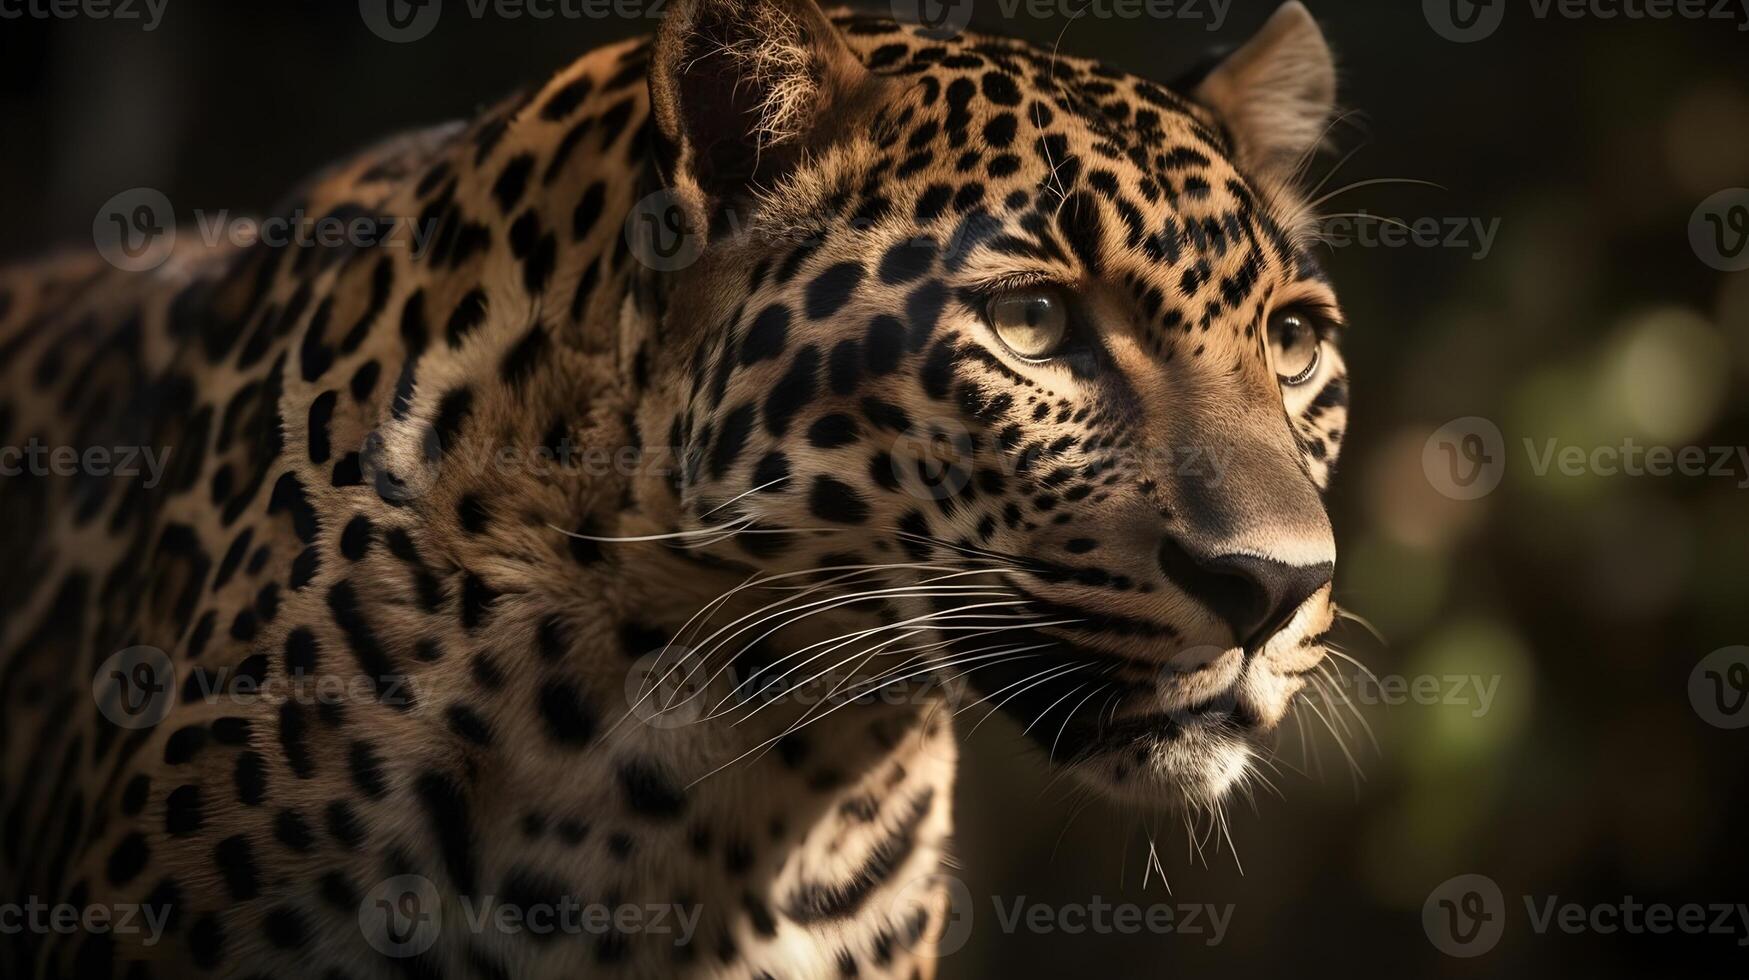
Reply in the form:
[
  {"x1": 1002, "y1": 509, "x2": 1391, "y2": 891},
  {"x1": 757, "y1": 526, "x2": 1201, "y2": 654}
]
[
  {"x1": 1193, "y1": 2, "x2": 1336, "y2": 184},
  {"x1": 650, "y1": 0, "x2": 876, "y2": 206}
]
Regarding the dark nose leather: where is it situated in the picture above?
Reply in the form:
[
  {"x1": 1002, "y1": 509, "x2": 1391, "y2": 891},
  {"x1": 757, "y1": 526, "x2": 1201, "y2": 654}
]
[{"x1": 1158, "y1": 538, "x2": 1333, "y2": 651}]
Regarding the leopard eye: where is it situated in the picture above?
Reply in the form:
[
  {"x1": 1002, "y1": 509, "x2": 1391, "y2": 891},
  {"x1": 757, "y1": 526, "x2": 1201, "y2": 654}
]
[
  {"x1": 987, "y1": 287, "x2": 1069, "y2": 361},
  {"x1": 1267, "y1": 309, "x2": 1323, "y2": 386}
]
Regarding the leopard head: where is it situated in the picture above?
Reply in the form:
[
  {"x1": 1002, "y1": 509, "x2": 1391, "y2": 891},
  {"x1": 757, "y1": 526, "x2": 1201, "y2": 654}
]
[{"x1": 644, "y1": 0, "x2": 1348, "y2": 808}]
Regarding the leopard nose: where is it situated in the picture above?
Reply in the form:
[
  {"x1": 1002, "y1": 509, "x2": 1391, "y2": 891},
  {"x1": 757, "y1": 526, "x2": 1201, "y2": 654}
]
[{"x1": 1158, "y1": 539, "x2": 1333, "y2": 651}]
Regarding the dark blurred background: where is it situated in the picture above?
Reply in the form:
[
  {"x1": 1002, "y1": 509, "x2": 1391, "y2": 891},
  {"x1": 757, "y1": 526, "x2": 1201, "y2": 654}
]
[{"x1": 5, "y1": 1, "x2": 1747, "y2": 976}]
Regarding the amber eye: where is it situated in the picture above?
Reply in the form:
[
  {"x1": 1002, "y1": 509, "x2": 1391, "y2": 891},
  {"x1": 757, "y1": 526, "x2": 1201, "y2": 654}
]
[
  {"x1": 987, "y1": 288, "x2": 1069, "y2": 361},
  {"x1": 1267, "y1": 309, "x2": 1323, "y2": 386}
]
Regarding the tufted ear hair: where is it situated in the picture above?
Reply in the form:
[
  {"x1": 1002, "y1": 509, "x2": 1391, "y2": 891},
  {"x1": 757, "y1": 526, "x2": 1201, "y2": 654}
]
[
  {"x1": 1193, "y1": 2, "x2": 1336, "y2": 185},
  {"x1": 650, "y1": 0, "x2": 879, "y2": 209}
]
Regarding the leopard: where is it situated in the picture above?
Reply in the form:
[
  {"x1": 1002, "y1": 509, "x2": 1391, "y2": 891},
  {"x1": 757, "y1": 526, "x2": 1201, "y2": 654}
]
[{"x1": 0, "y1": 1, "x2": 1351, "y2": 976}]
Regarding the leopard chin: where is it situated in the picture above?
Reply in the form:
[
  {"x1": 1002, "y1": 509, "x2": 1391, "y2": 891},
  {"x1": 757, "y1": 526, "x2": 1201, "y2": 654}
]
[{"x1": 952, "y1": 628, "x2": 1321, "y2": 809}]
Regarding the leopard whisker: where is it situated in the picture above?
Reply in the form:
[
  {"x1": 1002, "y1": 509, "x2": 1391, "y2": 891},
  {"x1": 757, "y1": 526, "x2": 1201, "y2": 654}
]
[
  {"x1": 1321, "y1": 641, "x2": 1380, "y2": 683},
  {"x1": 1298, "y1": 684, "x2": 1365, "y2": 787},
  {"x1": 887, "y1": 530, "x2": 1045, "y2": 575},
  {"x1": 697, "y1": 474, "x2": 793, "y2": 519},
  {"x1": 614, "y1": 562, "x2": 978, "y2": 737},
  {"x1": 703, "y1": 604, "x2": 1030, "y2": 722},
  {"x1": 1215, "y1": 796, "x2": 1243, "y2": 875},
  {"x1": 682, "y1": 643, "x2": 1062, "y2": 788},
  {"x1": 1305, "y1": 175, "x2": 1446, "y2": 211},
  {"x1": 755, "y1": 618, "x2": 1039, "y2": 725},
  {"x1": 699, "y1": 625, "x2": 933, "y2": 724},
  {"x1": 655, "y1": 562, "x2": 975, "y2": 697},
  {"x1": 548, "y1": 515, "x2": 756, "y2": 545},
  {"x1": 716, "y1": 608, "x2": 1076, "y2": 724},
  {"x1": 1316, "y1": 659, "x2": 1378, "y2": 754},
  {"x1": 718, "y1": 643, "x2": 1051, "y2": 745},
  {"x1": 849, "y1": 643, "x2": 1056, "y2": 699},
  {"x1": 961, "y1": 661, "x2": 1103, "y2": 736},
  {"x1": 678, "y1": 579, "x2": 1034, "y2": 707},
  {"x1": 1019, "y1": 681, "x2": 1092, "y2": 739},
  {"x1": 1046, "y1": 682, "x2": 1109, "y2": 764},
  {"x1": 1332, "y1": 603, "x2": 1389, "y2": 650},
  {"x1": 620, "y1": 562, "x2": 927, "y2": 714}
]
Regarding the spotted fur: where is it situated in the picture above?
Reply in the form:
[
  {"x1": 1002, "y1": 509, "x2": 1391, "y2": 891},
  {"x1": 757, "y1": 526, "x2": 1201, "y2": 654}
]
[{"x1": 0, "y1": 2, "x2": 1351, "y2": 977}]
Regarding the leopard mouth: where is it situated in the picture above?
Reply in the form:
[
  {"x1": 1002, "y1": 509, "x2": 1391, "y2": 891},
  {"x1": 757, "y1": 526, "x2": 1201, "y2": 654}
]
[{"x1": 950, "y1": 627, "x2": 1275, "y2": 805}]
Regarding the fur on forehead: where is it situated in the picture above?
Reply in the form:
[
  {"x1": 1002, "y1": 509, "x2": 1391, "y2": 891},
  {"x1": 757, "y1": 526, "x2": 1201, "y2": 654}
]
[
  {"x1": 741, "y1": 39, "x2": 1322, "y2": 280},
  {"x1": 649, "y1": 1, "x2": 1340, "y2": 315}
]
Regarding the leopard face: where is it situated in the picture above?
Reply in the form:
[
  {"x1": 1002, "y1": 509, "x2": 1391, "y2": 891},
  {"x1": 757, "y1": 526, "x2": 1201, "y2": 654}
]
[
  {"x1": 653, "y1": 1, "x2": 1349, "y2": 807},
  {"x1": 0, "y1": 2, "x2": 1360, "y2": 976}
]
